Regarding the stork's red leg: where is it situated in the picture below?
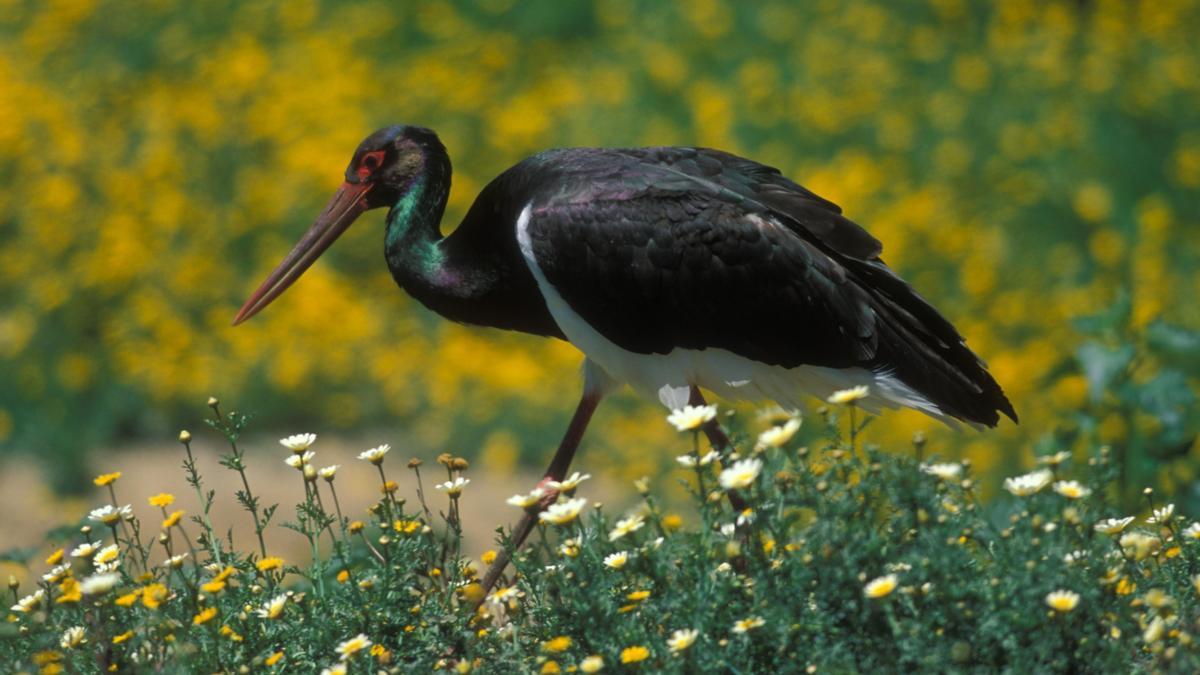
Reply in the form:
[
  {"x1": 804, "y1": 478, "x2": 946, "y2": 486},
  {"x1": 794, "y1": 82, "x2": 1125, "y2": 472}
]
[
  {"x1": 476, "y1": 388, "x2": 602, "y2": 605},
  {"x1": 688, "y1": 386, "x2": 749, "y2": 513}
]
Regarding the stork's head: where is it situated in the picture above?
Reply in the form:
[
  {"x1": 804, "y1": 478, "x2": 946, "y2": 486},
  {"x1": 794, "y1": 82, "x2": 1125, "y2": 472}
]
[{"x1": 232, "y1": 125, "x2": 446, "y2": 325}]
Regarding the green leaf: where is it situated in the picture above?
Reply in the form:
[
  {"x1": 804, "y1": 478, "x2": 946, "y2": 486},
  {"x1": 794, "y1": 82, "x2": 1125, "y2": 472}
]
[
  {"x1": 1145, "y1": 320, "x2": 1200, "y2": 370},
  {"x1": 1072, "y1": 291, "x2": 1131, "y2": 336},
  {"x1": 1075, "y1": 342, "x2": 1135, "y2": 403}
]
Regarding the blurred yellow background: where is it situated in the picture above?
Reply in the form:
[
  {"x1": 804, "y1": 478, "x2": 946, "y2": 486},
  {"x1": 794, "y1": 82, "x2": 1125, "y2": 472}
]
[{"x1": 1, "y1": 0, "x2": 1198, "y2": 497}]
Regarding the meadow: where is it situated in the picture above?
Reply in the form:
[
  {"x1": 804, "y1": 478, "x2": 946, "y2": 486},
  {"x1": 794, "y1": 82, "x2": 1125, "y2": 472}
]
[{"x1": 1, "y1": 0, "x2": 1199, "y2": 671}]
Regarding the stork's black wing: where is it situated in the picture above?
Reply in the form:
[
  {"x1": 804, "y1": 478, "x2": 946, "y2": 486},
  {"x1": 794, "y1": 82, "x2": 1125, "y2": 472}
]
[{"x1": 515, "y1": 147, "x2": 1016, "y2": 427}]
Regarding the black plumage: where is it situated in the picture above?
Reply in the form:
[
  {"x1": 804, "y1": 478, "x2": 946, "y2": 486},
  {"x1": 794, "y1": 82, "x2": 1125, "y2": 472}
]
[{"x1": 462, "y1": 146, "x2": 1016, "y2": 427}]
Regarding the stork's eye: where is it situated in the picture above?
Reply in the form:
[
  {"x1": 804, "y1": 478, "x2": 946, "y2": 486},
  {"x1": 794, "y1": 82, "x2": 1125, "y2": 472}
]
[{"x1": 360, "y1": 150, "x2": 386, "y2": 172}]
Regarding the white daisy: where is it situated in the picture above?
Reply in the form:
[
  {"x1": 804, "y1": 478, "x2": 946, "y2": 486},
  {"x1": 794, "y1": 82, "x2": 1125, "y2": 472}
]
[
  {"x1": 756, "y1": 418, "x2": 802, "y2": 449},
  {"x1": 1003, "y1": 469, "x2": 1053, "y2": 496},
  {"x1": 719, "y1": 458, "x2": 763, "y2": 490},
  {"x1": 827, "y1": 386, "x2": 869, "y2": 405},
  {"x1": 279, "y1": 433, "x2": 316, "y2": 452},
  {"x1": 920, "y1": 463, "x2": 963, "y2": 480},
  {"x1": 538, "y1": 497, "x2": 588, "y2": 526},
  {"x1": 357, "y1": 444, "x2": 390, "y2": 464},
  {"x1": 666, "y1": 404, "x2": 718, "y2": 431}
]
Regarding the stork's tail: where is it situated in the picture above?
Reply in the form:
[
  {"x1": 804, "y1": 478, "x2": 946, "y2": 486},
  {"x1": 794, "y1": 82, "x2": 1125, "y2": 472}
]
[{"x1": 853, "y1": 259, "x2": 1018, "y2": 429}]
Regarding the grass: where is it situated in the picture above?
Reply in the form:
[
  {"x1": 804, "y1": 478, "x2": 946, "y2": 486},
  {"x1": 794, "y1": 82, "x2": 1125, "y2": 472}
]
[{"x1": 4, "y1": 391, "x2": 1200, "y2": 673}]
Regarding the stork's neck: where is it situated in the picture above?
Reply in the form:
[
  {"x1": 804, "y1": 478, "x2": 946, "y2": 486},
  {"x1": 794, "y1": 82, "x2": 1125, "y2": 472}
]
[{"x1": 383, "y1": 152, "x2": 495, "y2": 319}]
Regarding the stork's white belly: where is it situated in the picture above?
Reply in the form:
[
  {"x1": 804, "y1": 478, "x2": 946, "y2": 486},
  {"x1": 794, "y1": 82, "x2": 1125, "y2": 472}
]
[{"x1": 516, "y1": 205, "x2": 948, "y2": 421}]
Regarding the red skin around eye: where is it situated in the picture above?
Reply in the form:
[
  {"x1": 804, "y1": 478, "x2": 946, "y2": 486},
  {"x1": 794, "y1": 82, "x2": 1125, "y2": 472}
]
[{"x1": 356, "y1": 150, "x2": 386, "y2": 179}]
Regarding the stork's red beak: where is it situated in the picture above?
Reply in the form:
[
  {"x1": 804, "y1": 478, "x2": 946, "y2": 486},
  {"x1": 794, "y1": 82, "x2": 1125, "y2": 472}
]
[{"x1": 232, "y1": 181, "x2": 374, "y2": 325}]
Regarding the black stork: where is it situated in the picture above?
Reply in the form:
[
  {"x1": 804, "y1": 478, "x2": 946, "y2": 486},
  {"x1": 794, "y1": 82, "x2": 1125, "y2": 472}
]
[{"x1": 233, "y1": 125, "x2": 1016, "y2": 594}]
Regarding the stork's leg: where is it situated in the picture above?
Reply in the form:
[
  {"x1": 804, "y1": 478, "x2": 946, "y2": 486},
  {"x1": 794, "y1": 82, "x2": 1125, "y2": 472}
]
[
  {"x1": 688, "y1": 386, "x2": 749, "y2": 513},
  {"x1": 476, "y1": 387, "x2": 603, "y2": 604}
]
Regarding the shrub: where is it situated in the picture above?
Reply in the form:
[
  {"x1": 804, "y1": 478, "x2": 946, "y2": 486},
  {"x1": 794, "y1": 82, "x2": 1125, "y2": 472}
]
[{"x1": 4, "y1": 392, "x2": 1200, "y2": 672}]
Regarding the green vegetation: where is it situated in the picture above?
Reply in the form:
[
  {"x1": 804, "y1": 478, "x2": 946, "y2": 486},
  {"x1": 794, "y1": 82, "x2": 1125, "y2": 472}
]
[
  {"x1": 4, "y1": 357, "x2": 1200, "y2": 672},
  {"x1": 2, "y1": 0, "x2": 1199, "y2": 491}
]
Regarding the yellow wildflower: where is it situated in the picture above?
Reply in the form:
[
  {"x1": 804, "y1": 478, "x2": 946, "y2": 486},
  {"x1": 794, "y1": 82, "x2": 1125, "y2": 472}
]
[
  {"x1": 620, "y1": 645, "x2": 650, "y2": 664},
  {"x1": 193, "y1": 607, "x2": 217, "y2": 625},
  {"x1": 45, "y1": 549, "x2": 64, "y2": 565},
  {"x1": 141, "y1": 583, "x2": 168, "y2": 610},
  {"x1": 162, "y1": 510, "x2": 185, "y2": 528},
  {"x1": 543, "y1": 636, "x2": 572, "y2": 653},
  {"x1": 265, "y1": 651, "x2": 284, "y2": 666},
  {"x1": 111, "y1": 631, "x2": 134, "y2": 644},
  {"x1": 148, "y1": 493, "x2": 175, "y2": 508},
  {"x1": 256, "y1": 557, "x2": 284, "y2": 572},
  {"x1": 93, "y1": 472, "x2": 121, "y2": 487}
]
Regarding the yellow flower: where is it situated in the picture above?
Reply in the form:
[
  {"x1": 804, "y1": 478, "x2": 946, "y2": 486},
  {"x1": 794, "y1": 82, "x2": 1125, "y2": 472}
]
[
  {"x1": 542, "y1": 636, "x2": 572, "y2": 653},
  {"x1": 336, "y1": 570, "x2": 350, "y2": 584},
  {"x1": 45, "y1": 549, "x2": 64, "y2": 565},
  {"x1": 580, "y1": 655, "x2": 604, "y2": 672},
  {"x1": 370, "y1": 644, "x2": 391, "y2": 664},
  {"x1": 93, "y1": 472, "x2": 122, "y2": 487},
  {"x1": 348, "y1": 521, "x2": 365, "y2": 534},
  {"x1": 1045, "y1": 590, "x2": 1080, "y2": 613},
  {"x1": 265, "y1": 651, "x2": 284, "y2": 666},
  {"x1": 141, "y1": 583, "x2": 168, "y2": 610},
  {"x1": 56, "y1": 577, "x2": 81, "y2": 604},
  {"x1": 481, "y1": 550, "x2": 497, "y2": 565},
  {"x1": 667, "y1": 628, "x2": 698, "y2": 653},
  {"x1": 864, "y1": 574, "x2": 898, "y2": 599},
  {"x1": 666, "y1": 404, "x2": 718, "y2": 431},
  {"x1": 256, "y1": 557, "x2": 284, "y2": 572},
  {"x1": 626, "y1": 590, "x2": 651, "y2": 602},
  {"x1": 111, "y1": 631, "x2": 134, "y2": 644},
  {"x1": 732, "y1": 616, "x2": 765, "y2": 633},
  {"x1": 214, "y1": 566, "x2": 236, "y2": 582},
  {"x1": 827, "y1": 386, "x2": 869, "y2": 405},
  {"x1": 620, "y1": 645, "x2": 650, "y2": 664},
  {"x1": 662, "y1": 514, "x2": 683, "y2": 531},
  {"x1": 540, "y1": 661, "x2": 561, "y2": 674},
  {"x1": 335, "y1": 633, "x2": 372, "y2": 660},
  {"x1": 148, "y1": 493, "x2": 175, "y2": 508},
  {"x1": 193, "y1": 607, "x2": 218, "y2": 625},
  {"x1": 162, "y1": 510, "x2": 185, "y2": 528},
  {"x1": 201, "y1": 580, "x2": 226, "y2": 594},
  {"x1": 114, "y1": 591, "x2": 140, "y2": 607}
]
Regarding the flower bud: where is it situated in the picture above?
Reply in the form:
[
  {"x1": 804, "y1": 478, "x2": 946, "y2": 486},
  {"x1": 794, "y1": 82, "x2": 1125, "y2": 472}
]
[
  {"x1": 207, "y1": 396, "x2": 219, "y2": 408},
  {"x1": 179, "y1": 430, "x2": 191, "y2": 443},
  {"x1": 303, "y1": 465, "x2": 318, "y2": 482},
  {"x1": 407, "y1": 458, "x2": 423, "y2": 469}
]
